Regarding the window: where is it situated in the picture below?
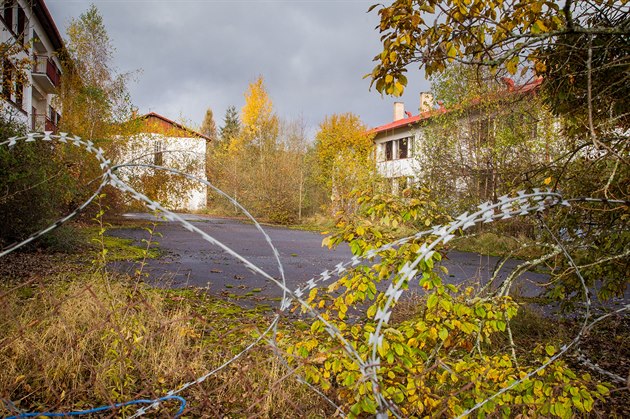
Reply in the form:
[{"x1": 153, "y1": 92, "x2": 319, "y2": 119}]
[
  {"x1": 15, "y1": 79, "x2": 22, "y2": 108},
  {"x1": 398, "y1": 137, "x2": 409, "y2": 159},
  {"x1": 2, "y1": 60, "x2": 13, "y2": 98},
  {"x1": 16, "y1": 5, "x2": 25, "y2": 44},
  {"x1": 506, "y1": 112, "x2": 538, "y2": 140},
  {"x1": 470, "y1": 117, "x2": 490, "y2": 145},
  {"x1": 382, "y1": 137, "x2": 413, "y2": 161},
  {"x1": 153, "y1": 141, "x2": 163, "y2": 166},
  {"x1": 3, "y1": 1, "x2": 13, "y2": 30},
  {"x1": 385, "y1": 141, "x2": 393, "y2": 161}
]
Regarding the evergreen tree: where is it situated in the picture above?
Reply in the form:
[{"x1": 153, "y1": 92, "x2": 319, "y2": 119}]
[{"x1": 219, "y1": 106, "x2": 240, "y2": 142}]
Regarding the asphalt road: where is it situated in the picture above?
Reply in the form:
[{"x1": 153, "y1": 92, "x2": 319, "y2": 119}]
[{"x1": 108, "y1": 213, "x2": 548, "y2": 306}]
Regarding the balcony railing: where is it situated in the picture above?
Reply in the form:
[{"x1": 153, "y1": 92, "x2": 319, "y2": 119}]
[
  {"x1": 32, "y1": 114, "x2": 58, "y2": 133},
  {"x1": 32, "y1": 55, "x2": 61, "y2": 91}
]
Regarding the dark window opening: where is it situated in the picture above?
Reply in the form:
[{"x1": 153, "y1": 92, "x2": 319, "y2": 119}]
[
  {"x1": 15, "y1": 80, "x2": 22, "y2": 108},
  {"x1": 2, "y1": 60, "x2": 13, "y2": 99},
  {"x1": 385, "y1": 141, "x2": 393, "y2": 161},
  {"x1": 16, "y1": 5, "x2": 25, "y2": 44},
  {"x1": 470, "y1": 117, "x2": 490, "y2": 145},
  {"x1": 3, "y1": 1, "x2": 13, "y2": 30},
  {"x1": 398, "y1": 138, "x2": 408, "y2": 159},
  {"x1": 153, "y1": 141, "x2": 163, "y2": 166}
]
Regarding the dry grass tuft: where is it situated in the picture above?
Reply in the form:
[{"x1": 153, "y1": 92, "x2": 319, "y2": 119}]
[{"x1": 0, "y1": 265, "x2": 333, "y2": 417}]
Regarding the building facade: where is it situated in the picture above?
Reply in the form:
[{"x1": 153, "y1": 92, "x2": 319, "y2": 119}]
[
  {"x1": 371, "y1": 81, "x2": 545, "y2": 196},
  {"x1": 1, "y1": 0, "x2": 63, "y2": 131},
  {"x1": 119, "y1": 112, "x2": 211, "y2": 212},
  {"x1": 371, "y1": 92, "x2": 437, "y2": 193}
]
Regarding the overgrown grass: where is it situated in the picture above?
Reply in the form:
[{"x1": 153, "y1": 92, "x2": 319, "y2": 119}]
[
  {"x1": 0, "y1": 220, "x2": 332, "y2": 417},
  {"x1": 99, "y1": 234, "x2": 162, "y2": 261},
  {"x1": 69, "y1": 223, "x2": 161, "y2": 261},
  {"x1": 0, "y1": 263, "x2": 332, "y2": 417},
  {"x1": 448, "y1": 231, "x2": 546, "y2": 260}
]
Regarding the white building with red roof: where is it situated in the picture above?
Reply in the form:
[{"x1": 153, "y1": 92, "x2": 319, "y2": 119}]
[
  {"x1": 371, "y1": 92, "x2": 438, "y2": 190},
  {"x1": 119, "y1": 112, "x2": 211, "y2": 211},
  {"x1": 370, "y1": 80, "x2": 543, "y2": 194}
]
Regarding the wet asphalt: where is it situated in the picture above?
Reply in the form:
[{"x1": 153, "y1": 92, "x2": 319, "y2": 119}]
[{"x1": 108, "y1": 213, "x2": 549, "y2": 307}]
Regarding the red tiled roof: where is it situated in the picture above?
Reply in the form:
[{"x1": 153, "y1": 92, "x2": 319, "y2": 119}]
[
  {"x1": 369, "y1": 109, "x2": 443, "y2": 134},
  {"x1": 137, "y1": 112, "x2": 212, "y2": 141},
  {"x1": 370, "y1": 78, "x2": 542, "y2": 135}
]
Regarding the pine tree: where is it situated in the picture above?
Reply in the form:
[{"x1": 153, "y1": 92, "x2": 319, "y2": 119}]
[{"x1": 219, "y1": 106, "x2": 240, "y2": 142}]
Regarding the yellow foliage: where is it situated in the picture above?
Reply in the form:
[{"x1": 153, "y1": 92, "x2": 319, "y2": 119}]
[
  {"x1": 240, "y1": 76, "x2": 279, "y2": 148},
  {"x1": 314, "y1": 113, "x2": 375, "y2": 212}
]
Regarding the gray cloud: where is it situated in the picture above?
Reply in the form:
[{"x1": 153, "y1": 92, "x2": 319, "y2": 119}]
[{"x1": 47, "y1": 0, "x2": 430, "y2": 136}]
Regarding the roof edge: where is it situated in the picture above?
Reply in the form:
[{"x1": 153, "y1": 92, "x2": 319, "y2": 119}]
[
  {"x1": 370, "y1": 78, "x2": 542, "y2": 135},
  {"x1": 33, "y1": 0, "x2": 64, "y2": 52},
  {"x1": 137, "y1": 112, "x2": 213, "y2": 142}
]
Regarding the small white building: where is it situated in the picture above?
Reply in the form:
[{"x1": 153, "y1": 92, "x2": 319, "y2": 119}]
[
  {"x1": 371, "y1": 92, "x2": 436, "y2": 192},
  {"x1": 119, "y1": 112, "x2": 211, "y2": 212},
  {"x1": 1, "y1": 0, "x2": 63, "y2": 130}
]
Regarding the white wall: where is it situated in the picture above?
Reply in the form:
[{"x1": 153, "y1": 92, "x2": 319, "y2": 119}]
[
  {"x1": 373, "y1": 127, "x2": 421, "y2": 179},
  {"x1": 117, "y1": 133, "x2": 208, "y2": 211}
]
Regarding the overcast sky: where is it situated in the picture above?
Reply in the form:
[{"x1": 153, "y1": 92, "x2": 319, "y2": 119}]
[{"x1": 46, "y1": 0, "x2": 431, "y2": 137}]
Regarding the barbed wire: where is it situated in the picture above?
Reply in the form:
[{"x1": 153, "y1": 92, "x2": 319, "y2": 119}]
[{"x1": 0, "y1": 132, "x2": 627, "y2": 417}]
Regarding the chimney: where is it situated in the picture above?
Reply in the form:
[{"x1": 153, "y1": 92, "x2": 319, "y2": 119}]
[
  {"x1": 393, "y1": 102, "x2": 405, "y2": 121},
  {"x1": 420, "y1": 92, "x2": 434, "y2": 113}
]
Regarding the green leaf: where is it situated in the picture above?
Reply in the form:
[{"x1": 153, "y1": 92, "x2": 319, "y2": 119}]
[
  {"x1": 595, "y1": 384, "x2": 609, "y2": 395},
  {"x1": 553, "y1": 402, "x2": 566, "y2": 417},
  {"x1": 545, "y1": 344, "x2": 556, "y2": 356},
  {"x1": 439, "y1": 299, "x2": 452, "y2": 312},
  {"x1": 460, "y1": 322, "x2": 475, "y2": 334},
  {"x1": 349, "y1": 402, "x2": 361, "y2": 415},
  {"x1": 361, "y1": 396, "x2": 377, "y2": 414},
  {"x1": 343, "y1": 372, "x2": 356, "y2": 386},
  {"x1": 438, "y1": 328, "x2": 448, "y2": 341},
  {"x1": 447, "y1": 45, "x2": 457, "y2": 59},
  {"x1": 350, "y1": 240, "x2": 362, "y2": 255}
]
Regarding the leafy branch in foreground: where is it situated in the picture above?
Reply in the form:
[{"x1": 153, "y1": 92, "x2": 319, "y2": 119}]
[
  {"x1": 367, "y1": 0, "x2": 629, "y2": 100},
  {"x1": 281, "y1": 188, "x2": 611, "y2": 417}
]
